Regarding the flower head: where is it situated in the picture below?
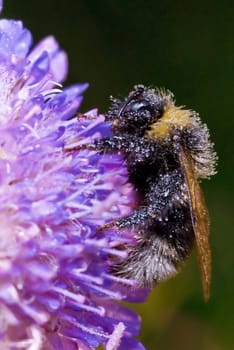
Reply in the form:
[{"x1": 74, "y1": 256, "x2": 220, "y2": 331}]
[{"x1": 0, "y1": 2, "x2": 147, "y2": 350}]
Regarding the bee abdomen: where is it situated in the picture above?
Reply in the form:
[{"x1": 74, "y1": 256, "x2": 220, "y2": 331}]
[{"x1": 112, "y1": 232, "x2": 193, "y2": 287}]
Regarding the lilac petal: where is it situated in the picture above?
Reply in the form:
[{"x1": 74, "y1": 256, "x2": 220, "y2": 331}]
[
  {"x1": 0, "y1": 0, "x2": 3, "y2": 14},
  {"x1": 48, "y1": 334, "x2": 78, "y2": 350},
  {"x1": 63, "y1": 83, "x2": 89, "y2": 100},
  {"x1": 28, "y1": 36, "x2": 68, "y2": 82},
  {"x1": 29, "y1": 51, "x2": 50, "y2": 83},
  {"x1": 60, "y1": 322, "x2": 104, "y2": 348},
  {"x1": 14, "y1": 28, "x2": 33, "y2": 57},
  {"x1": 28, "y1": 36, "x2": 59, "y2": 63},
  {"x1": 48, "y1": 84, "x2": 88, "y2": 110},
  {"x1": 0, "y1": 5, "x2": 148, "y2": 349},
  {"x1": 123, "y1": 287, "x2": 150, "y2": 303},
  {"x1": 119, "y1": 337, "x2": 146, "y2": 350},
  {"x1": 42, "y1": 126, "x2": 66, "y2": 142},
  {"x1": 48, "y1": 83, "x2": 88, "y2": 120},
  {"x1": 0, "y1": 20, "x2": 32, "y2": 58},
  {"x1": 106, "y1": 304, "x2": 142, "y2": 336},
  {"x1": 50, "y1": 50, "x2": 68, "y2": 82}
]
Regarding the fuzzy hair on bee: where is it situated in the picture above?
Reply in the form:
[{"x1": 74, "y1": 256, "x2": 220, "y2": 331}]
[{"x1": 68, "y1": 85, "x2": 217, "y2": 301}]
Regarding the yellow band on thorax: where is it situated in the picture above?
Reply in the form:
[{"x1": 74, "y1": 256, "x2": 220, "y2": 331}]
[{"x1": 146, "y1": 105, "x2": 192, "y2": 139}]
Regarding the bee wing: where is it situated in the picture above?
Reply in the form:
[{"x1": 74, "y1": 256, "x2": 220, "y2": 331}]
[{"x1": 179, "y1": 147, "x2": 211, "y2": 301}]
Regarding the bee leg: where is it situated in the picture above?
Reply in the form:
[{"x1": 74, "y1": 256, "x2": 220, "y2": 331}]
[
  {"x1": 65, "y1": 135, "x2": 162, "y2": 157},
  {"x1": 97, "y1": 220, "x2": 117, "y2": 232},
  {"x1": 100, "y1": 169, "x2": 187, "y2": 232},
  {"x1": 98, "y1": 207, "x2": 152, "y2": 233},
  {"x1": 64, "y1": 143, "x2": 98, "y2": 152},
  {"x1": 114, "y1": 208, "x2": 151, "y2": 228},
  {"x1": 64, "y1": 136, "x2": 126, "y2": 154}
]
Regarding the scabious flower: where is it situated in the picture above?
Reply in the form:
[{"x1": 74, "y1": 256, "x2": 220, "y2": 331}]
[{"x1": 0, "y1": 2, "x2": 148, "y2": 349}]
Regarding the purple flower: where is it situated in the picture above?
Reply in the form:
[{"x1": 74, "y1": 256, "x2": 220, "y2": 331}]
[{"x1": 0, "y1": 2, "x2": 148, "y2": 349}]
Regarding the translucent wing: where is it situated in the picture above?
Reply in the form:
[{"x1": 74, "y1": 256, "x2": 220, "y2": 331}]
[{"x1": 179, "y1": 147, "x2": 211, "y2": 301}]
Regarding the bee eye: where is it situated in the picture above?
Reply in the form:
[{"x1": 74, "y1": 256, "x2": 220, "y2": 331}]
[{"x1": 125, "y1": 99, "x2": 155, "y2": 119}]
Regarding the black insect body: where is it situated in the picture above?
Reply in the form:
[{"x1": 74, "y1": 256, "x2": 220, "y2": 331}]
[{"x1": 69, "y1": 85, "x2": 217, "y2": 300}]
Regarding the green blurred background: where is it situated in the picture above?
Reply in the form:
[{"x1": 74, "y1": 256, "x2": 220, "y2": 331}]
[{"x1": 4, "y1": 1, "x2": 233, "y2": 349}]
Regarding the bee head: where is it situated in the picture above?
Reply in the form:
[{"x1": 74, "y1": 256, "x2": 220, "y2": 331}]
[{"x1": 107, "y1": 85, "x2": 168, "y2": 136}]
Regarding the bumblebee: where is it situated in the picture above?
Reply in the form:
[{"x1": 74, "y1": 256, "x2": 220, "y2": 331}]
[{"x1": 69, "y1": 85, "x2": 217, "y2": 300}]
